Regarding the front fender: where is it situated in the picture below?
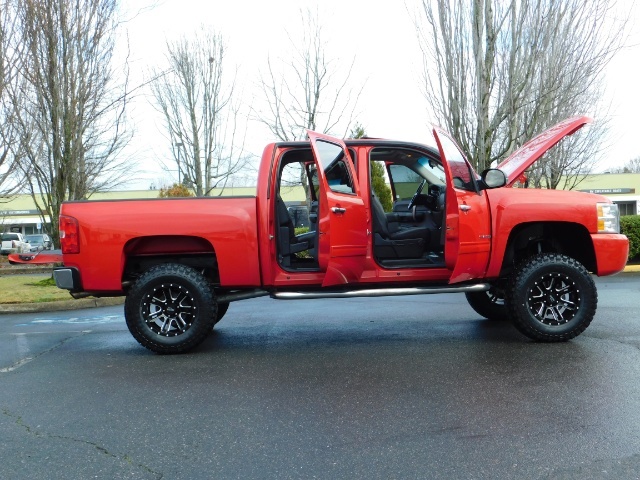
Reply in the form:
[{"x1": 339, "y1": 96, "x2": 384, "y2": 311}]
[{"x1": 484, "y1": 188, "x2": 606, "y2": 278}]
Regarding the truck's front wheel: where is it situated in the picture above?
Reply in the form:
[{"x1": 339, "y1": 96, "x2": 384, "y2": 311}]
[
  {"x1": 125, "y1": 264, "x2": 217, "y2": 354},
  {"x1": 506, "y1": 253, "x2": 597, "y2": 342}
]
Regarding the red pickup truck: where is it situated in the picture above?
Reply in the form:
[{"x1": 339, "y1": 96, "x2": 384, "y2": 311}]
[{"x1": 13, "y1": 116, "x2": 629, "y2": 354}]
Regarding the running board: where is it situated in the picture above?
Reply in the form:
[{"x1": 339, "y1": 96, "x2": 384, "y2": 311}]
[
  {"x1": 217, "y1": 289, "x2": 270, "y2": 303},
  {"x1": 272, "y1": 283, "x2": 490, "y2": 300}
]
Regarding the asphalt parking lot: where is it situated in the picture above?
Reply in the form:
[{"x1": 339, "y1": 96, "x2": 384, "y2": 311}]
[{"x1": 0, "y1": 273, "x2": 639, "y2": 479}]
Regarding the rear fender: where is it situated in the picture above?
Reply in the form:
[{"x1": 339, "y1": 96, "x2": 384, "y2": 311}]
[{"x1": 122, "y1": 235, "x2": 218, "y2": 285}]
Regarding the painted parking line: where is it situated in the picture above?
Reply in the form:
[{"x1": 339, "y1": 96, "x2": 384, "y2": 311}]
[{"x1": 15, "y1": 314, "x2": 122, "y2": 327}]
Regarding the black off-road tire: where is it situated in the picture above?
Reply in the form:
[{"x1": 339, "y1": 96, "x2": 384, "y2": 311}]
[
  {"x1": 214, "y1": 301, "x2": 229, "y2": 326},
  {"x1": 465, "y1": 286, "x2": 508, "y2": 321},
  {"x1": 125, "y1": 263, "x2": 217, "y2": 354},
  {"x1": 505, "y1": 253, "x2": 597, "y2": 342}
]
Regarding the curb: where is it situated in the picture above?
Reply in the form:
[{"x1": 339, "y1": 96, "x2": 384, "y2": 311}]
[
  {"x1": 0, "y1": 296, "x2": 125, "y2": 314},
  {"x1": 622, "y1": 264, "x2": 640, "y2": 273},
  {"x1": 0, "y1": 267, "x2": 53, "y2": 276}
]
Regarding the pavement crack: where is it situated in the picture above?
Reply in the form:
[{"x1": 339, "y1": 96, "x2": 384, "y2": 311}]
[
  {"x1": 0, "y1": 332, "x2": 85, "y2": 373},
  {"x1": 2, "y1": 407, "x2": 164, "y2": 479},
  {"x1": 585, "y1": 333, "x2": 640, "y2": 354}
]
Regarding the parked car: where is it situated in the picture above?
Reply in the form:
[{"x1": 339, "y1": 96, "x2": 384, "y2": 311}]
[
  {"x1": 1, "y1": 232, "x2": 31, "y2": 254},
  {"x1": 24, "y1": 234, "x2": 53, "y2": 252}
]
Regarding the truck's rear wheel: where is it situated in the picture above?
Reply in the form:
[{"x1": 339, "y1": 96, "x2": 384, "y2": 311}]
[
  {"x1": 505, "y1": 253, "x2": 597, "y2": 342},
  {"x1": 125, "y1": 264, "x2": 217, "y2": 354},
  {"x1": 214, "y1": 301, "x2": 229, "y2": 325},
  {"x1": 465, "y1": 286, "x2": 508, "y2": 321}
]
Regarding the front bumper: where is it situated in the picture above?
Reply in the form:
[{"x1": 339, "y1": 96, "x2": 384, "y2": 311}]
[{"x1": 592, "y1": 233, "x2": 629, "y2": 276}]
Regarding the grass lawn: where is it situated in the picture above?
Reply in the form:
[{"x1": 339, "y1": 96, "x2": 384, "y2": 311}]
[{"x1": 0, "y1": 274, "x2": 71, "y2": 304}]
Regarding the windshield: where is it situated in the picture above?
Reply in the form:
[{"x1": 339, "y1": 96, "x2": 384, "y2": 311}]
[
  {"x1": 25, "y1": 235, "x2": 43, "y2": 243},
  {"x1": 417, "y1": 156, "x2": 446, "y2": 184},
  {"x1": 2, "y1": 233, "x2": 19, "y2": 241}
]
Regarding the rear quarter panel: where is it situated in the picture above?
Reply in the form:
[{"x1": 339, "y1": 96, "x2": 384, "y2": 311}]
[{"x1": 61, "y1": 197, "x2": 260, "y2": 292}]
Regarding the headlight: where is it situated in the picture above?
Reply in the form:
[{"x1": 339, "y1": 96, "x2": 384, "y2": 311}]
[{"x1": 597, "y1": 203, "x2": 620, "y2": 233}]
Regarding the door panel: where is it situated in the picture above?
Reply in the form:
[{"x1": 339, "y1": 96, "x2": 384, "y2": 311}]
[
  {"x1": 307, "y1": 131, "x2": 368, "y2": 287},
  {"x1": 432, "y1": 127, "x2": 492, "y2": 283}
]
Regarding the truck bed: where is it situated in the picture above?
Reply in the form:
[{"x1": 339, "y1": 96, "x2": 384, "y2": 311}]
[{"x1": 61, "y1": 196, "x2": 261, "y2": 293}]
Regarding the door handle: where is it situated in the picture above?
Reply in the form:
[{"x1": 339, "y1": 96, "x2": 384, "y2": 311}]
[
  {"x1": 460, "y1": 205, "x2": 471, "y2": 212},
  {"x1": 331, "y1": 207, "x2": 346, "y2": 214}
]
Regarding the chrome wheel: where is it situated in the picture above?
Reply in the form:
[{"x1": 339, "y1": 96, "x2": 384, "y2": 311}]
[
  {"x1": 506, "y1": 253, "x2": 597, "y2": 342},
  {"x1": 526, "y1": 273, "x2": 579, "y2": 326},
  {"x1": 485, "y1": 288, "x2": 505, "y2": 306},
  {"x1": 125, "y1": 264, "x2": 216, "y2": 354},
  {"x1": 465, "y1": 285, "x2": 508, "y2": 321},
  {"x1": 142, "y1": 283, "x2": 197, "y2": 337}
]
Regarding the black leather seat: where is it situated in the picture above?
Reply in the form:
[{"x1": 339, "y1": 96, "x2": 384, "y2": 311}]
[
  {"x1": 276, "y1": 196, "x2": 315, "y2": 267},
  {"x1": 371, "y1": 195, "x2": 429, "y2": 259}
]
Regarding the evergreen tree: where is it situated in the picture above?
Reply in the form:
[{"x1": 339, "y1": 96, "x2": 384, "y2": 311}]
[{"x1": 350, "y1": 123, "x2": 393, "y2": 212}]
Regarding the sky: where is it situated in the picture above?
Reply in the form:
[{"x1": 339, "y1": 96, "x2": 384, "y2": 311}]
[{"x1": 118, "y1": 0, "x2": 640, "y2": 190}]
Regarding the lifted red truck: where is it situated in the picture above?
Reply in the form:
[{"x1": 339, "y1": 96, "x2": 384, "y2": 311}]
[{"x1": 12, "y1": 117, "x2": 629, "y2": 353}]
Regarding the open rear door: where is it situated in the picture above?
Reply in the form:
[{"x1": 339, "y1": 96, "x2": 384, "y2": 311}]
[
  {"x1": 307, "y1": 131, "x2": 368, "y2": 287},
  {"x1": 432, "y1": 127, "x2": 492, "y2": 284}
]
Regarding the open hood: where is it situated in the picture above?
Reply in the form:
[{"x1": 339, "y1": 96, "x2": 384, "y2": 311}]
[{"x1": 496, "y1": 116, "x2": 592, "y2": 187}]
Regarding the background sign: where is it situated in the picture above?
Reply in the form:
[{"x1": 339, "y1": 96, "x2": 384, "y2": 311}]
[{"x1": 579, "y1": 188, "x2": 636, "y2": 194}]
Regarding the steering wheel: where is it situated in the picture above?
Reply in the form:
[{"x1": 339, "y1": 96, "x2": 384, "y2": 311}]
[
  {"x1": 407, "y1": 179, "x2": 427, "y2": 210},
  {"x1": 425, "y1": 185, "x2": 439, "y2": 210}
]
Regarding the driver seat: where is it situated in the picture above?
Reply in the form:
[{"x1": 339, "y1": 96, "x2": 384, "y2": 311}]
[{"x1": 371, "y1": 194, "x2": 429, "y2": 258}]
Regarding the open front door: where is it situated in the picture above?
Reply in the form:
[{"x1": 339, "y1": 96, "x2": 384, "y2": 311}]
[
  {"x1": 307, "y1": 131, "x2": 368, "y2": 287},
  {"x1": 432, "y1": 127, "x2": 492, "y2": 284}
]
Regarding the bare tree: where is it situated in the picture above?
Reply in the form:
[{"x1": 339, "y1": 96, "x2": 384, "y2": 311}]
[
  {"x1": 0, "y1": 0, "x2": 25, "y2": 197},
  {"x1": 149, "y1": 27, "x2": 251, "y2": 197},
  {"x1": 256, "y1": 8, "x2": 362, "y2": 204},
  {"x1": 8, "y1": 0, "x2": 131, "y2": 244},
  {"x1": 414, "y1": 0, "x2": 626, "y2": 188},
  {"x1": 256, "y1": 8, "x2": 362, "y2": 142},
  {"x1": 609, "y1": 157, "x2": 640, "y2": 174}
]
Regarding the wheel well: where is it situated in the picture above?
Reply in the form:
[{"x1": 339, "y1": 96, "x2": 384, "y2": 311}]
[
  {"x1": 500, "y1": 222, "x2": 596, "y2": 277},
  {"x1": 122, "y1": 235, "x2": 219, "y2": 289}
]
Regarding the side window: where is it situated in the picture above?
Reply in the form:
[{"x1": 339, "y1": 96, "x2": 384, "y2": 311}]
[
  {"x1": 280, "y1": 162, "x2": 308, "y2": 196},
  {"x1": 370, "y1": 160, "x2": 393, "y2": 212},
  {"x1": 388, "y1": 165, "x2": 423, "y2": 201},
  {"x1": 308, "y1": 164, "x2": 320, "y2": 199},
  {"x1": 279, "y1": 160, "x2": 314, "y2": 228},
  {"x1": 314, "y1": 140, "x2": 355, "y2": 195},
  {"x1": 436, "y1": 134, "x2": 476, "y2": 192}
]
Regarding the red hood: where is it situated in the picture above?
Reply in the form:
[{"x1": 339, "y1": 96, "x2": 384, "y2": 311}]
[{"x1": 496, "y1": 116, "x2": 592, "y2": 187}]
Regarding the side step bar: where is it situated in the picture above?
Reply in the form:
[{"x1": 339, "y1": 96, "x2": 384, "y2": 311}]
[
  {"x1": 216, "y1": 284, "x2": 490, "y2": 303},
  {"x1": 272, "y1": 283, "x2": 490, "y2": 300}
]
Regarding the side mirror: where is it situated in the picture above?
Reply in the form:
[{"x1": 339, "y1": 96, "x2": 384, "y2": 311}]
[{"x1": 481, "y1": 168, "x2": 507, "y2": 189}]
